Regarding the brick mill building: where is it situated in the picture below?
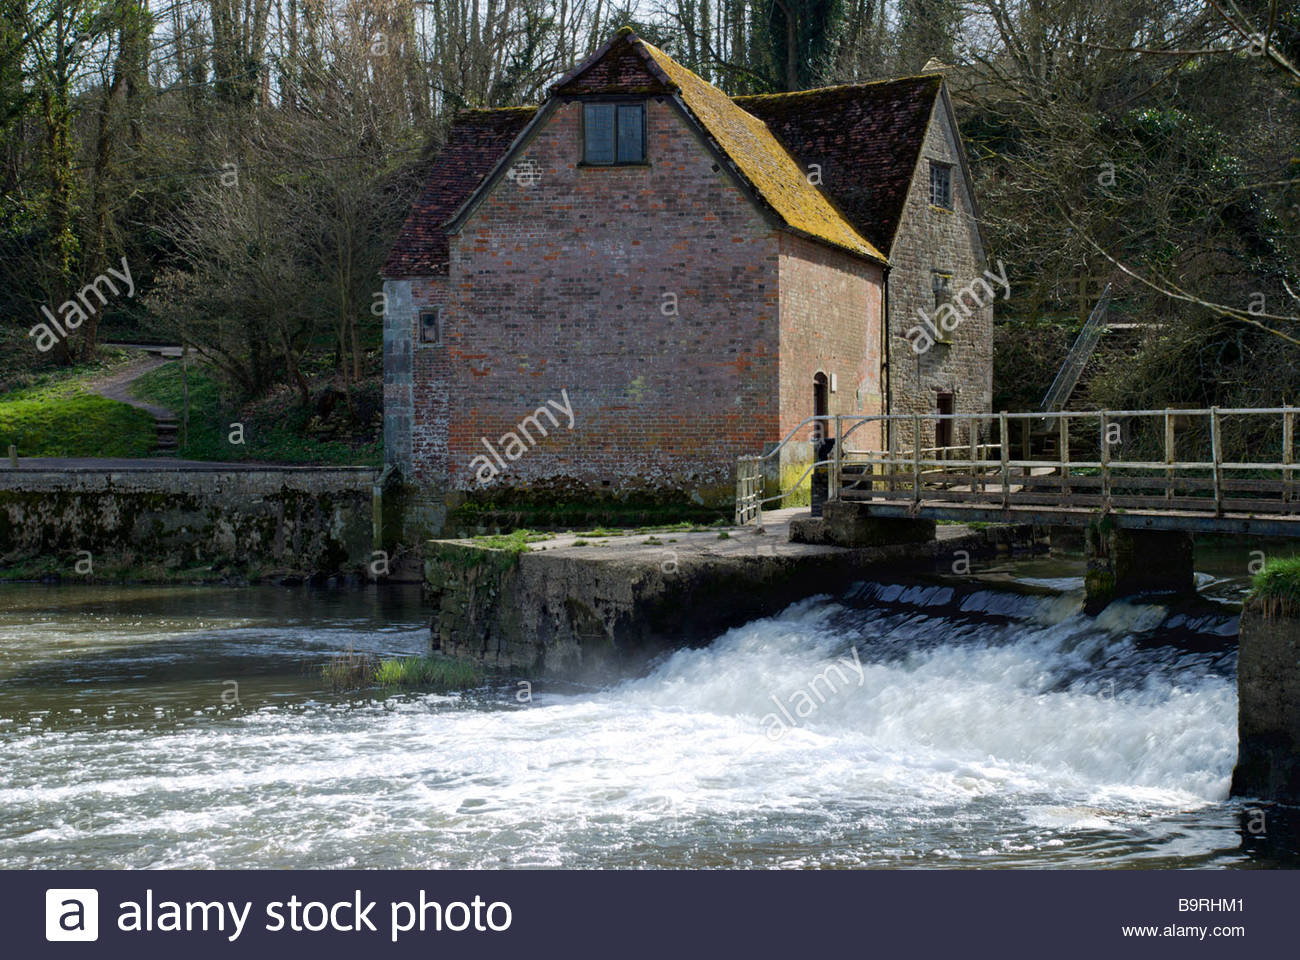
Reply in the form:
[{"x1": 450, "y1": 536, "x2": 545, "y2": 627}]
[{"x1": 382, "y1": 27, "x2": 992, "y2": 527}]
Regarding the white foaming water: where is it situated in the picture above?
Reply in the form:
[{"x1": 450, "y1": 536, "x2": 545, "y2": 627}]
[{"x1": 0, "y1": 583, "x2": 1244, "y2": 868}]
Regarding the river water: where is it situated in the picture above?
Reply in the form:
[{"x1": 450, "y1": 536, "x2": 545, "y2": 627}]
[{"x1": 0, "y1": 558, "x2": 1293, "y2": 869}]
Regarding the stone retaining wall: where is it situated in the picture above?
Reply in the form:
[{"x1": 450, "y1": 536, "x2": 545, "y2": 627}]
[{"x1": 0, "y1": 467, "x2": 380, "y2": 578}]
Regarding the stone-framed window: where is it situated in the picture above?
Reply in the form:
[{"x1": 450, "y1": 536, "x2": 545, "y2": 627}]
[
  {"x1": 418, "y1": 308, "x2": 441, "y2": 346},
  {"x1": 929, "y1": 161, "x2": 953, "y2": 210},
  {"x1": 583, "y1": 102, "x2": 646, "y2": 165}
]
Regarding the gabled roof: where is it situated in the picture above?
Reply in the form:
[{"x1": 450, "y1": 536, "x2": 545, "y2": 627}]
[
  {"x1": 634, "y1": 39, "x2": 884, "y2": 262},
  {"x1": 382, "y1": 106, "x2": 536, "y2": 278},
  {"x1": 736, "y1": 75, "x2": 943, "y2": 256},
  {"x1": 384, "y1": 29, "x2": 958, "y2": 278}
]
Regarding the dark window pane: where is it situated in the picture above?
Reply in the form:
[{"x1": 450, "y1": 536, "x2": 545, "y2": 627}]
[
  {"x1": 930, "y1": 163, "x2": 952, "y2": 209},
  {"x1": 617, "y1": 104, "x2": 644, "y2": 163},
  {"x1": 584, "y1": 103, "x2": 615, "y2": 164},
  {"x1": 419, "y1": 310, "x2": 440, "y2": 344}
]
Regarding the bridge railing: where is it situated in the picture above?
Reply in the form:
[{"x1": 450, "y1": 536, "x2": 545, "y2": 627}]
[{"x1": 735, "y1": 407, "x2": 1300, "y2": 525}]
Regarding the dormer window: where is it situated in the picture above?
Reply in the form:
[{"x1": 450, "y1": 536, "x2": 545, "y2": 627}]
[{"x1": 583, "y1": 102, "x2": 646, "y2": 165}]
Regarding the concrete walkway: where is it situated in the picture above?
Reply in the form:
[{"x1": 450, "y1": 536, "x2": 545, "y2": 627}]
[{"x1": 467, "y1": 506, "x2": 977, "y2": 562}]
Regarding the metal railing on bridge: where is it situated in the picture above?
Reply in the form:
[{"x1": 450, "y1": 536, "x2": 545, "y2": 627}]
[{"x1": 735, "y1": 407, "x2": 1300, "y2": 532}]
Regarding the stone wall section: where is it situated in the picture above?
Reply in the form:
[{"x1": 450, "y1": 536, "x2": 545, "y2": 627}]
[{"x1": 886, "y1": 97, "x2": 995, "y2": 450}]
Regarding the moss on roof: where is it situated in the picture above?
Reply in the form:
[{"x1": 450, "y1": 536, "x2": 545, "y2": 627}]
[
  {"x1": 737, "y1": 74, "x2": 945, "y2": 253},
  {"x1": 637, "y1": 40, "x2": 886, "y2": 264},
  {"x1": 735, "y1": 73, "x2": 942, "y2": 106}
]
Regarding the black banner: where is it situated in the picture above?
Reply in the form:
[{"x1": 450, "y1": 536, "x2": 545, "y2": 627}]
[{"x1": 9, "y1": 870, "x2": 1294, "y2": 957}]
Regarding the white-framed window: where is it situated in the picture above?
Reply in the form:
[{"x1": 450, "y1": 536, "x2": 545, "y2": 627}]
[{"x1": 929, "y1": 162, "x2": 953, "y2": 210}]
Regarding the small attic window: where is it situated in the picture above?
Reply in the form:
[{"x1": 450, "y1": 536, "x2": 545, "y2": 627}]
[
  {"x1": 930, "y1": 162, "x2": 953, "y2": 210},
  {"x1": 418, "y1": 309, "x2": 440, "y2": 346},
  {"x1": 583, "y1": 102, "x2": 645, "y2": 165}
]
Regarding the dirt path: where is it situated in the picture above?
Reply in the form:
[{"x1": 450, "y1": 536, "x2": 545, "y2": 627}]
[{"x1": 84, "y1": 353, "x2": 176, "y2": 420}]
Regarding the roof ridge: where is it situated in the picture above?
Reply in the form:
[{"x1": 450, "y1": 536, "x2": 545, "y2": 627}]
[
  {"x1": 458, "y1": 105, "x2": 539, "y2": 115},
  {"x1": 734, "y1": 74, "x2": 942, "y2": 102}
]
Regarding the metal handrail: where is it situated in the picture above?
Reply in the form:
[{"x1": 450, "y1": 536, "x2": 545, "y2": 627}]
[{"x1": 1041, "y1": 283, "x2": 1112, "y2": 413}]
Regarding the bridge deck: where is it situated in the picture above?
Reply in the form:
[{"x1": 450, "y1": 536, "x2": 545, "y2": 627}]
[
  {"x1": 735, "y1": 407, "x2": 1300, "y2": 537},
  {"x1": 839, "y1": 496, "x2": 1300, "y2": 537}
]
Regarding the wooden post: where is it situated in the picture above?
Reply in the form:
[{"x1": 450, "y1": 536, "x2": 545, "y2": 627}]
[
  {"x1": 1210, "y1": 407, "x2": 1223, "y2": 515},
  {"x1": 999, "y1": 411, "x2": 1010, "y2": 510},
  {"x1": 182, "y1": 344, "x2": 190, "y2": 449},
  {"x1": 1284, "y1": 406, "x2": 1294, "y2": 507},
  {"x1": 1100, "y1": 410, "x2": 1111, "y2": 510},
  {"x1": 1059, "y1": 415, "x2": 1070, "y2": 498},
  {"x1": 830, "y1": 415, "x2": 841, "y2": 501},
  {"x1": 7, "y1": 444, "x2": 16, "y2": 469},
  {"x1": 1020, "y1": 416, "x2": 1031, "y2": 473},
  {"x1": 887, "y1": 418, "x2": 898, "y2": 493},
  {"x1": 1164, "y1": 408, "x2": 1175, "y2": 502},
  {"x1": 912, "y1": 413, "x2": 922, "y2": 503},
  {"x1": 969, "y1": 417, "x2": 979, "y2": 499}
]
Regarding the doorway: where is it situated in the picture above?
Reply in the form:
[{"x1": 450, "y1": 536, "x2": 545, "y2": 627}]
[
  {"x1": 813, "y1": 373, "x2": 829, "y2": 442},
  {"x1": 936, "y1": 391, "x2": 954, "y2": 452}
]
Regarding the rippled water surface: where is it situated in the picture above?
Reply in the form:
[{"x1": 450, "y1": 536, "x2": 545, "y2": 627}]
[{"x1": 0, "y1": 569, "x2": 1293, "y2": 869}]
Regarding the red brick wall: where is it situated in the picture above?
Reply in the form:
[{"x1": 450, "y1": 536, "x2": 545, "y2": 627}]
[
  {"x1": 778, "y1": 234, "x2": 885, "y2": 459},
  {"x1": 409, "y1": 97, "x2": 783, "y2": 502}
]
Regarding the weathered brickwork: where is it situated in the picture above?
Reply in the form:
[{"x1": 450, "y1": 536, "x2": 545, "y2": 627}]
[
  {"x1": 886, "y1": 97, "x2": 994, "y2": 449},
  {"x1": 411, "y1": 96, "x2": 786, "y2": 504},
  {"x1": 383, "y1": 32, "x2": 992, "y2": 525},
  {"x1": 382, "y1": 279, "x2": 415, "y2": 474},
  {"x1": 778, "y1": 233, "x2": 884, "y2": 468}
]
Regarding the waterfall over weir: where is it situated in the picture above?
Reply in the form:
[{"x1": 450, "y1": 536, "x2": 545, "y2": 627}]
[{"x1": 0, "y1": 576, "x2": 1278, "y2": 869}]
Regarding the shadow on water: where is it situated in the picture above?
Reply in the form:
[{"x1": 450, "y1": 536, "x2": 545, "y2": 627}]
[{"x1": 0, "y1": 582, "x2": 432, "y2": 721}]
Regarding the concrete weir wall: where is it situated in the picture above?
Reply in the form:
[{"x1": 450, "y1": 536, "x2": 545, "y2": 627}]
[
  {"x1": 1233, "y1": 598, "x2": 1300, "y2": 804},
  {"x1": 424, "y1": 524, "x2": 1043, "y2": 678},
  {"x1": 0, "y1": 467, "x2": 379, "y2": 577}
]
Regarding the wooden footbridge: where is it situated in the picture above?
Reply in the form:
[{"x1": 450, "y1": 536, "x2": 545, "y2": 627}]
[{"x1": 736, "y1": 408, "x2": 1300, "y2": 539}]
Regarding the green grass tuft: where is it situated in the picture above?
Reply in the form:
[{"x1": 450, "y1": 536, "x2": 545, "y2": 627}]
[
  {"x1": 320, "y1": 647, "x2": 380, "y2": 691},
  {"x1": 374, "y1": 656, "x2": 480, "y2": 689},
  {"x1": 469, "y1": 529, "x2": 554, "y2": 553},
  {"x1": 1250, "y1": 556, "x2": 1300, "y2": 615}
]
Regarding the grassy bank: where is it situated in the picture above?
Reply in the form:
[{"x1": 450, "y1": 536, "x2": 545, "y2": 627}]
[
  {"x1": 0, "y1": 362, "x2": 155, "y2": 458},
  {"x1": 130, "y1": 362, "x2": 381, "y2": 465}
]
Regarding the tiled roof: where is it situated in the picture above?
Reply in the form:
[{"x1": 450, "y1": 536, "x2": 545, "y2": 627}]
[
  {"x1": 385, "y1": 30, "x2": 942, "y2": 276},
  {"x1": 382, "y1": 106, "x2": 536, "y2": 278},
  {"x1": 637, "y1": 39, "x2": 885, "y2": 262},
  {"x1": 736, "y1": 75, "x2": 943, "y2": 255}
]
